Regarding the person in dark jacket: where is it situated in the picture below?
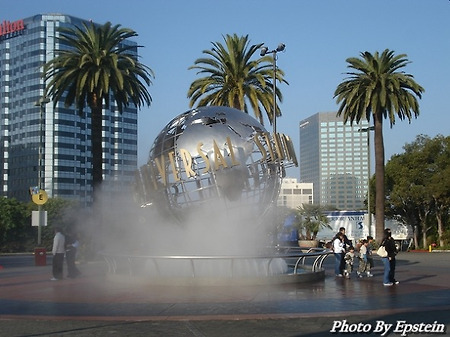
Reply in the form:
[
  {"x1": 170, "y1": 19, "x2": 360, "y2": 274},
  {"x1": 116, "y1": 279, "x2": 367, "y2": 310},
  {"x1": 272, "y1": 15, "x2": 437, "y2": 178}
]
[
  {"x1": 65, "y1": 233, "x2": 81, "y2": 278},
  {"x1": 338, "y1": 227, "x2": 352, "y2": 250},
  {"x1": 333, "y1": 228, "x2": 352, "y2": 274},
  {"x1": 381, "y1": 228, "x2": 399, "y2": 286}
]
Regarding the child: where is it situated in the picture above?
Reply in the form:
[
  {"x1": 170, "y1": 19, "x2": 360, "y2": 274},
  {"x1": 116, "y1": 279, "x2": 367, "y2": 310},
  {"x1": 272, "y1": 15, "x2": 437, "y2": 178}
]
[
  {"x1": 357, "y1": 240, "x2": 373, "y2": 277},
  {"x1": 366, "y1": 236, "x2": 375, "y2": 276},
  {"x1": 343, "y1": 246, "x2": 355, "y2": 278}
]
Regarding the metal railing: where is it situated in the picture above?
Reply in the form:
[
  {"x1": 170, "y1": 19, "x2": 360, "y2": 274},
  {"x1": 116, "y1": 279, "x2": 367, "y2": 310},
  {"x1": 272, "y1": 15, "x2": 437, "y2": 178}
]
[{"x1": 100, "y1": 247, "x2": 332, "y2": 279}]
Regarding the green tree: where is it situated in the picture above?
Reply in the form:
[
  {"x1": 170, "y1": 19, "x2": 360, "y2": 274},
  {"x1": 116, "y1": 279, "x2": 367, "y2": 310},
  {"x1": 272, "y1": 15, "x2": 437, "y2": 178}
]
[
  {"x1": 429, "y1": 144, "x2": 450, "y2": 246},
  {"x1": 188, "y1": 34, "x2": 288, "y2": 125},
  {"x1": 43, "y1": 21, "x2": 154, "y2": 200},
  {"x1": 385, "y1": 137, "x2": 433, "y2": 248},
  {"x1": 385, "y1": 135, "x2": 450, "y2": 247},
  {"x1": 0, "y1": 197, "x2": 83, "y2": 253},
  {"x1": 384, "y1": 160, "x2": 421, "y2": 248},
  {"x1": 295, "y1": 204, "x2": 331, "y2": 241},
  {"x1": 0, "y1": 198, "x2": 33, "y2": 252},
  {"x1": 38, "y1": 198, "x2": 82, "y2": 249},
  {"x1": 334, "y1": 49, "x2": 424, "y2": 241}
]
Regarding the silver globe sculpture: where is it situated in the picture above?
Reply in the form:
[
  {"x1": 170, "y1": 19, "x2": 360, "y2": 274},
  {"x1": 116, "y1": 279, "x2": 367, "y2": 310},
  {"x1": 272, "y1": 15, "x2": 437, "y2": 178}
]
[{"x1": 135, "y1": 106, "x2": 297, "y2": 221}]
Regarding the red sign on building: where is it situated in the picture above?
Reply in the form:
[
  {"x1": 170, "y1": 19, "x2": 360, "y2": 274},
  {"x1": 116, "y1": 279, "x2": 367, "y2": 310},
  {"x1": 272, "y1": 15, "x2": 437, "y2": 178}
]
[{"x1": 0, "y1": 19, "x2": 25, "y2": 39}]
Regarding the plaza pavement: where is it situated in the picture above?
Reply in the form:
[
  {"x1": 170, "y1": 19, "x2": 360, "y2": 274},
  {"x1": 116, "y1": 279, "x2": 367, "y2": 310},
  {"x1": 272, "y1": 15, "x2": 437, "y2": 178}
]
[{"x1": 0, "y1": 251, "x2": 449, "y2": 337}]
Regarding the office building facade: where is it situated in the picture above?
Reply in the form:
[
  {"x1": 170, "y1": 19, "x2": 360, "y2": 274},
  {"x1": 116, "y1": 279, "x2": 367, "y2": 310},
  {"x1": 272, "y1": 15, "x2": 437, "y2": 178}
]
[
  {"x1": 299, "y1": 112, "x2": 370, "y2": 210},
  {"x1": 277, "y1": 178, "x2": 313, "y2": 209},
  {"x1": 0, "y1": 14, "x2": 139, "y2": 205}
]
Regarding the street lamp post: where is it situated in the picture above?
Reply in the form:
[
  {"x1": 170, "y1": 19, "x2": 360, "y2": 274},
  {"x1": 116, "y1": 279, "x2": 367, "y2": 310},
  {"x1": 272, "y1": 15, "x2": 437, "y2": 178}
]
[
  {"x1": 358, "y1": 126, "x2": 375, "y2": 236},
  {"x1": 34, "y1": 96, "x2": 50, "y2": 245},
  {"x1": 260, "y1": 43, "x2": 285, "y2": 135},
  {"x1": 260, "y1": 44, "x2": 285, "y2": 242}
]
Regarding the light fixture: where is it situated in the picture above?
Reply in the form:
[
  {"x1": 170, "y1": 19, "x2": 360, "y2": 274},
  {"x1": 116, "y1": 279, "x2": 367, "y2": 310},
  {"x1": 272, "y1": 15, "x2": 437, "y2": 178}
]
[
  {"x1": 259, "y1": 43, "x2": 286, "y2": 135},
  {"x1": 276, "y1": 43, "x2": 285, "y2": 52},
  {"x1": 260, "y1": 46, "x2": 269, "y2": 56}
]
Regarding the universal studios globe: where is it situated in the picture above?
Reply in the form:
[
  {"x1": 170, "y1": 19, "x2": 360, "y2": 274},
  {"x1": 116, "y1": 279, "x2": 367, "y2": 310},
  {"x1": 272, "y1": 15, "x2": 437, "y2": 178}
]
[{"x1": 135, "y1": 106, "x2": 297, "y2": 221}]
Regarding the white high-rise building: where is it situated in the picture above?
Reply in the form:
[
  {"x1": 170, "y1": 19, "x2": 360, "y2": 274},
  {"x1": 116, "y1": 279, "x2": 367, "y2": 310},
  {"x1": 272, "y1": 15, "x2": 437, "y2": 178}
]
[
  {"x1": 0, "y1": 14, "x2": 139, "y2": 205},
  {"x1": 299, "y1": 112, "x2": 370, "y2": 210}
]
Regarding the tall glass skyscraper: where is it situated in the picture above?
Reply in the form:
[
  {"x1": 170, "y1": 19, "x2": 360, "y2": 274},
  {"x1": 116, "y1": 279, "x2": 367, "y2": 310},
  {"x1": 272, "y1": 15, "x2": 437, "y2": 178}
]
[
  {"x1": 0, "y1": 14, "x2": 139, "y2": 205},
  {"x1": 299, "y1": 112, "x2": 370, "y2": 210}
]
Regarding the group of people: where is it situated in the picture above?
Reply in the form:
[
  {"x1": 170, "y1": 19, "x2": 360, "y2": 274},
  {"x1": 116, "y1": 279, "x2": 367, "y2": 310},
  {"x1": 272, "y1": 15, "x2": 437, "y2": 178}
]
[
  {"x1": 51, "y1": 227, "x2": 81, "y2": 281},
  {"x1": 332, "y1": 227, "x2": 373, "y2": 278},
  {"x1": 332, "y1": 227, "x2": 398, "y2": 286}
]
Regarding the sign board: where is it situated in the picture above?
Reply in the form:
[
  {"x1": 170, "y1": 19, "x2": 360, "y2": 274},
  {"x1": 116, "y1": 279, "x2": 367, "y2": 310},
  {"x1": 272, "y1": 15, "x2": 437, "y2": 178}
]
[
  {"x1": 30, "y1": 189, "x2": 48, "y2": 205},
  {"x1": 0, "y1": 19, "x2": 25, "y2": 41},
  {"x1": 316, "y1": 211, "x2": 413, "y2": 242},
  {"x1": 31, "y1": 211, "x2": 47, "y2": 227}
]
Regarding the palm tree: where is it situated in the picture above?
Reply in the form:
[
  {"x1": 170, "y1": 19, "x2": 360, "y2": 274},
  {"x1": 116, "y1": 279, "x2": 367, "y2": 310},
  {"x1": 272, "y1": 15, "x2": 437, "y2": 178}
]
[
  {"x1": 187, "y1": 34, "x2": 287, "y2": 125},
  {"x1": 334, "y1": 49, "x2": 424, "y2": 241},
  {"x1": 42, "y1": 21, "x2": 154, "y2": 200},
  {"x1": 295, "y1": 204, "x2": 331, "y2": 241}
]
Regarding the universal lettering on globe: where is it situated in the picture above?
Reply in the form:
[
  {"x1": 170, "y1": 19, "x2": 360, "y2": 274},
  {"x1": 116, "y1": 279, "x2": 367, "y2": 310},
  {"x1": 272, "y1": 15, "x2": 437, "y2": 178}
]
[
  {"x1": 135, "y1": 106, "x2": 298, "y2": 221},
  {"x1": 151, "y1": 132, "x2": 295, "y2": 187}
]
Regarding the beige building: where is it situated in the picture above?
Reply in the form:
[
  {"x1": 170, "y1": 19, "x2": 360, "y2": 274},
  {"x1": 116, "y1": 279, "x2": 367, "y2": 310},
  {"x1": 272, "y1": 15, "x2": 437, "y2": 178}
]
[{"x1": 277, "y1": 178, "x2": 313, "y2": 209}]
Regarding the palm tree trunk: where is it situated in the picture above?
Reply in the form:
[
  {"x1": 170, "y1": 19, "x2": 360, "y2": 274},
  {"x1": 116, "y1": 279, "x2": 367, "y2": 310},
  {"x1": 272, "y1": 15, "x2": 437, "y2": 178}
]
[
  {"x1": 91, "y1": 106, "x2": 103, "y2": 202},
  {"x1": 373, "y1": 113, "x2": 385, "y2": 242}
]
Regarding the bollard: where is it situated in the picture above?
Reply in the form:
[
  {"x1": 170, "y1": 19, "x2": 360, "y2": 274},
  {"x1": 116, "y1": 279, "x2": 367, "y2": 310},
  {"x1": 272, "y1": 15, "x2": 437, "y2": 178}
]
[{"x1": 34, "y1": 247, "x2": 47, "y2": 266}]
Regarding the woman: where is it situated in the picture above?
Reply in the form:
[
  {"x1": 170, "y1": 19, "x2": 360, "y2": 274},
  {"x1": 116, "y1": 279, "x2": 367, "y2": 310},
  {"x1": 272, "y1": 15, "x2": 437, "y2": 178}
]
[
  {"x1": 381, "y1": 228, "x2": 399, "y2": 286},
  {"x1": 333, "y1": 232, "x2": 346, "y2": 277}
]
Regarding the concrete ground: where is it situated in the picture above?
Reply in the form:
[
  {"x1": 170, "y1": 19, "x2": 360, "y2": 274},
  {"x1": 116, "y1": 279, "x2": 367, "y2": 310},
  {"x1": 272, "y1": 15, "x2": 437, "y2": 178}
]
[{"x1": 0, "y1": 251, "x2": 449, "y2": 337}]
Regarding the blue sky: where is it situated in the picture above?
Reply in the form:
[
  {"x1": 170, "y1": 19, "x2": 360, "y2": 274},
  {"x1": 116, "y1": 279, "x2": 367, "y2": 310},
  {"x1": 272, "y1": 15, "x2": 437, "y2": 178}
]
[{"x1": 6, "y1": 0, "x2": 450, "y2": 179}]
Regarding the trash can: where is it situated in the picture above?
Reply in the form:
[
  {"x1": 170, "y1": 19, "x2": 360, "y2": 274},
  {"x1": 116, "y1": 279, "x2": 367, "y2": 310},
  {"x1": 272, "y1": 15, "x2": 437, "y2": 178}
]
[{"x1": 34, "y1": 247, "x2": 47, "y2": 266}]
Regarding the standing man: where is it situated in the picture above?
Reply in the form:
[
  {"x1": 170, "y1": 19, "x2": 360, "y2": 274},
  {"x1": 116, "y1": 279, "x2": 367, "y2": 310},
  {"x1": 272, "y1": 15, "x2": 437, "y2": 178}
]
[
  {"x1": 332, "y1": 228, "x2": 352, "y2": 276},
  {"x1": 339, "y1": 227, "x2": 352, "y2": 249},
  {"x1": 51, "y1": 227, "x2": 65, "y2": 281},
  {"x1": 65, "y1": 232, "x2": 81, "y2": 278}
]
